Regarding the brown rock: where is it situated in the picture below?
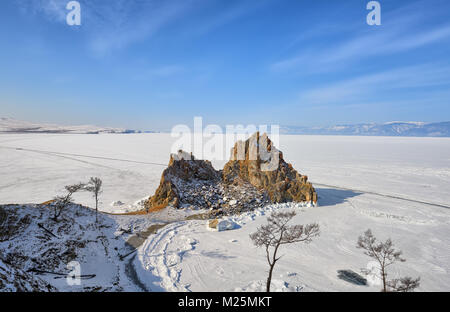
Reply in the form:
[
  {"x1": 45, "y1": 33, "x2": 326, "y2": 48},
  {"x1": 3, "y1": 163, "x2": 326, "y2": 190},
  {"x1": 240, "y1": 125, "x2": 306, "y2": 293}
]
[
  {"x1": 208, "y1": 219, "x2": 219, "y2": 229},
  {"x1": 223, "y1": 132, "x2": 317, "y2": 204}
]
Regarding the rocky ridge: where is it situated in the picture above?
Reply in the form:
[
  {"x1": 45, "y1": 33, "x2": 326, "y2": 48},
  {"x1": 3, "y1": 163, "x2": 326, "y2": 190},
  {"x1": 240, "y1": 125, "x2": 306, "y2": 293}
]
[{"x1": 145, "y1": 133, "x2": 317, "y2": 215}]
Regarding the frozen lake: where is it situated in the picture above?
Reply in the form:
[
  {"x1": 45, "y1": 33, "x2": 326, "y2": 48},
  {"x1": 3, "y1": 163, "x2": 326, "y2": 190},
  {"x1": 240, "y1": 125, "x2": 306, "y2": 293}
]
[{"x1": 1, "y1": 133, "x2": 449, "y2": 212}]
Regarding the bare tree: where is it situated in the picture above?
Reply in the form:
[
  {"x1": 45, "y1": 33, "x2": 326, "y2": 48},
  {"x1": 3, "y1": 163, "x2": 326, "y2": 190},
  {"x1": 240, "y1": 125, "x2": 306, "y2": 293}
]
[
  {"x1": 357, "y1": 229, "x2": 420, "y2": 292},
  {"x1": 250, "y1": 211, "x2": 320, "y2": 292},
  {"x1": 52, "y1": 183, "x2": 85, "y2": 222},
  {"x1": 85, "y1": 177, "x2": 102, "y2": 224}
]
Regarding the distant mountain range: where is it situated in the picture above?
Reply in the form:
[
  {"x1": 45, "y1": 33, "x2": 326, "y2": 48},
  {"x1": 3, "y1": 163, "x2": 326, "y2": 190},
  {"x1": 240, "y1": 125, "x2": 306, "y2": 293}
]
[
  {"x1": 2, "y1": 118, "x2": 450, "y2": 137},
  {"x1": 280, "y1": 121, "x2": 450, "y2": 137},
  {"x1": 0, "y1": 117, "x2": 141, "y2": 134}
]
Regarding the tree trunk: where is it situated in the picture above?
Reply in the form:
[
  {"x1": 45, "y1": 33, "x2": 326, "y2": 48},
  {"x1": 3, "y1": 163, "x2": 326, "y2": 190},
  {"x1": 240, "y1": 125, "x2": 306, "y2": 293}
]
[
  {"x1": 382, "y1": 267, "x2": 387, "y2": 292},
  {"x1": 266, "y1": 241, "x2": 281, "y2": 292},
  {"x1": 267, "y1": 263, "x2": 275, "y2": 292},
  {"x1": 53, "y1": 207, "x2": 60, "y2": 222},
  {"x1": 95, "y1": 195, "x2": 98, "y2": 224}
]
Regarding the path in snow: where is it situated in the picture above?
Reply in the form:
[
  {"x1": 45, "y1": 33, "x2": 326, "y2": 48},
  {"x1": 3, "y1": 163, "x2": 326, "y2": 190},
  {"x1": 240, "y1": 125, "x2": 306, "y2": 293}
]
[{"x1": 136, "y1": 222, "x2": 198, "y2": 292}]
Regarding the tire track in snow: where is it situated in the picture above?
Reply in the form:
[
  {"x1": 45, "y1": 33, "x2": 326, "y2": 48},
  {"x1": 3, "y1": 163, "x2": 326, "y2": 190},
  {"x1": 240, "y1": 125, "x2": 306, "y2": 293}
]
[
  {"x1": 0, "y1": 145, "x2": 119, "y2": 170},
  {"x1": 312, "y1": 181, "x2": 450, "y2": 210},
  {"x1": 0, "y1": 146, "x2": 167, "y2": 167}
]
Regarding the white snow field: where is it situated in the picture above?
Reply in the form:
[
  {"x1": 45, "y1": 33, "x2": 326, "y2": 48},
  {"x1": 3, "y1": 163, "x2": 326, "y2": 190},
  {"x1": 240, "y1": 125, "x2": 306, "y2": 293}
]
[
  {"x1": 1, "y1": 133, "x2": 450, "y2": 291},
  {"x1": 135, "y1": 200, "x2": 450, "y2": 292}
]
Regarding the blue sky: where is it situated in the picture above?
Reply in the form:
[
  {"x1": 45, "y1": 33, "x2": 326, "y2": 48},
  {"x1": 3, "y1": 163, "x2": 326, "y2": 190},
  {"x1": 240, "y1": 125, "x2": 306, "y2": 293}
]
[{"x1": 1, "y1": 0, "x2": 450, "y2": 131}]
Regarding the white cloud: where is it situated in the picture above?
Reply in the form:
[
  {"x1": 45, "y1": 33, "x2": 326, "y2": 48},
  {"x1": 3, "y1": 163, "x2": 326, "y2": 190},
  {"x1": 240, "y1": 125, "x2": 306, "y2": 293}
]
[
  {"x1": 270, "y1": 2, "x2": 450, "y2": 74},
  {"x1": 87, "y1": 0, "x2": 194, "y2": 56},
  {"x1": 16, "y1": 0, "x2": 67, "y2": 21},
  {"x1": 16, "y1": 0, "x2": 265, "y2": 57},
  {"x1": 299, "y1": 63, "x2": 450, "y2": 105}
]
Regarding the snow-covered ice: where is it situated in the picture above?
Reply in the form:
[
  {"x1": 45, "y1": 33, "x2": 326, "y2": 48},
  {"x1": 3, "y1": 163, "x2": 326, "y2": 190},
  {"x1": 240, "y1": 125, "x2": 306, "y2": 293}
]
[
  {"x1": 1, "y1": 133, "x2": 450, "y2": 291},
  {"x1": 1, "y1": 133, "x2": 449, "y2": 213}
]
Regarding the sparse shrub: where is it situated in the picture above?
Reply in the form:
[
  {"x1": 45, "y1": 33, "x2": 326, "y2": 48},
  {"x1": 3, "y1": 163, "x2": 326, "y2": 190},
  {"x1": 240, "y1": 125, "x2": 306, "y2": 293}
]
[
  {"x1": 85, "y1": 177, "x2": 103, "y2": 224},
  {"x1": 52, "y1": 183, "x2": 85, "y2": 222},
  {"x1": 250, "y1": 211, "x2": 320, "y2": 292}
]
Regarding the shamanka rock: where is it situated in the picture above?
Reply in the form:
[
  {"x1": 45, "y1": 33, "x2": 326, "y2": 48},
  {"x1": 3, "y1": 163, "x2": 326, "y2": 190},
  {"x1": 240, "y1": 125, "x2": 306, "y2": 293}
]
[
  {"x1": 223, "y1": 132, "x2": 317, "y2": 204},
  {"x1": 145, "y1": 133, "x2": 317, "y2": 213}
]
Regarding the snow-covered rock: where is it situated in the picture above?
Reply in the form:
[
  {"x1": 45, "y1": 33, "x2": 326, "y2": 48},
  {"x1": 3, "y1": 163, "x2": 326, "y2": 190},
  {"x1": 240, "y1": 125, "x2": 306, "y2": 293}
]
[
  {"x1": 145, "y1": 150, "x2": 270, "y2": 214},
  {"x1": 217, "y1": 220, "x2": 239, "y2": 231},
  {"x1": 111, "y1": 201, "x2": 125, "y2": 207},
  {"x1": 207, "y1": 219, "x2": 239, "y2": 232}
]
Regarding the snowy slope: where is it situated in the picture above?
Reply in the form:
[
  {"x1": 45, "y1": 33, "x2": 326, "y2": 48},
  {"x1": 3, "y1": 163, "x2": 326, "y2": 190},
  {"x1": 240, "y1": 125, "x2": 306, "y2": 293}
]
[
  {"x1": 0, "y1": 252, "x2": 55, "y2": 292},
  {"x1": 0, "y1": 202, "x2": 207, "y2": 292},
  {"x1": 0, "y1": 203, "x2": 153, "y2": 292}
]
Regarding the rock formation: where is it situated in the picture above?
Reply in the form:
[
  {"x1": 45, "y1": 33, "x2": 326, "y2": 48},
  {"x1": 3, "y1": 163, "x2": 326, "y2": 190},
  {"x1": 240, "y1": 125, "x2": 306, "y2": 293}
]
[
  {"x1": 223, "y1": 132, "x2": 317, "y2": 204},
  {"x1": 145, "y1": 150, "x2": 221, "y2": 210},
  {"x1": 145, "y1": 133, "x2": 317, "y2": 213},
  {"x1": 145, "y1": 150, "x2": 270, "y2": 213}
]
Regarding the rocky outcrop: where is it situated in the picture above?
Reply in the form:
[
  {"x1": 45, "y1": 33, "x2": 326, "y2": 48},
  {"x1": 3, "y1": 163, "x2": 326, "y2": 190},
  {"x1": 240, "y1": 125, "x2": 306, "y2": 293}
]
[
  {"x1": 145, "y1": 150, "x2": 270, "y2": 213},
  {"x1": 145, "y1": 133, "x2": 317, "y2": 213},
  {"x1": 145, "y1": 151, "x2": 221, "y2": 210},
  {"x1": 223, "y1": 132, "x2": 317, "y2": 204}
]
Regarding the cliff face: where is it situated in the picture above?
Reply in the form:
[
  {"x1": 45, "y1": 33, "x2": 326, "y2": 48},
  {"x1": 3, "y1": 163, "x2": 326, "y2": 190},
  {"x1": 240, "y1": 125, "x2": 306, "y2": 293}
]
[
  {"x1": 223, "y1": 132, "x2": 317, "y2": 204},
  {"x1": 146, "y1": 133, "x2": 317, "y2": 213}
]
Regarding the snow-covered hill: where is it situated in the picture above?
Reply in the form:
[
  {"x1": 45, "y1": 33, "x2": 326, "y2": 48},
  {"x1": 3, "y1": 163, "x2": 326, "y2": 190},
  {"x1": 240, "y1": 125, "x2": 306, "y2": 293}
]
[
  {"x1": 0, "y1": 202, "x2": 201, "y2": 292},
  {"x1": 0, "y1": 203, "x2": 151, "y2": 292},
  {"x1": 0, "y1": 252, "x2": 55, "y2": 292},
  {"x1": 281, "y1": 121, "x2": 450, "y2": 137},
  {"x1": 0, "y1": 117, "x2": 133, "y2": 134}
]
